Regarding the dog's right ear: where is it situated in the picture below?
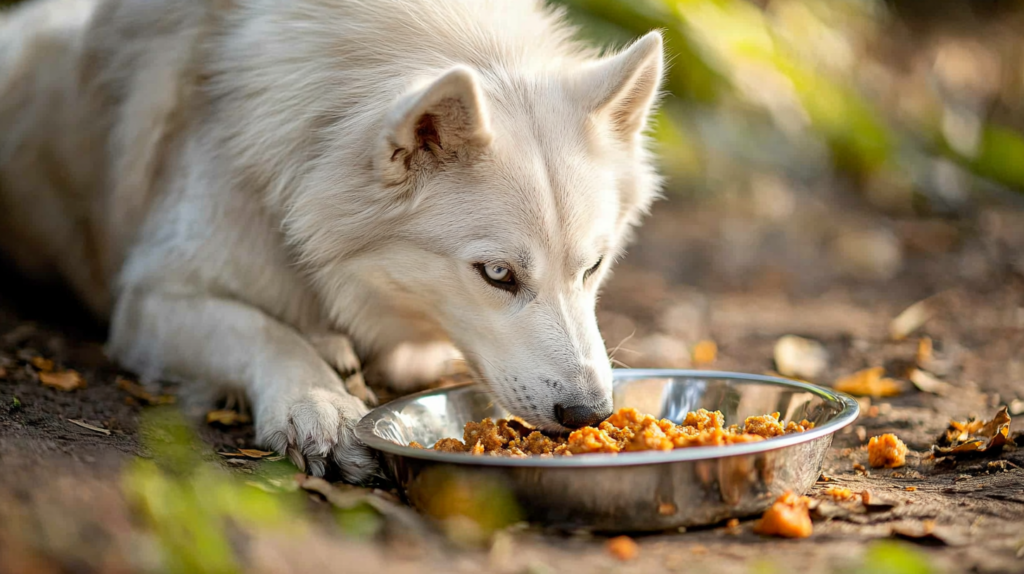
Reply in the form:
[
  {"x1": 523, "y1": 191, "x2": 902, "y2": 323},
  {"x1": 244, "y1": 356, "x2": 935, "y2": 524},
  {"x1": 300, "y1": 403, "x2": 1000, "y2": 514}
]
[{"x1": 378, "y1": 66, "x2": 493, "y2": 186}]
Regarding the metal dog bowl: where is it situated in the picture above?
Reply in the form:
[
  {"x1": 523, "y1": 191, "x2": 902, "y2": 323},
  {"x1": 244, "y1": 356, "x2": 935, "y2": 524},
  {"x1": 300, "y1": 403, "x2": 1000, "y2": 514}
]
[{"x1": 356, "y1": 369, "x2": 858, "y2": 532}]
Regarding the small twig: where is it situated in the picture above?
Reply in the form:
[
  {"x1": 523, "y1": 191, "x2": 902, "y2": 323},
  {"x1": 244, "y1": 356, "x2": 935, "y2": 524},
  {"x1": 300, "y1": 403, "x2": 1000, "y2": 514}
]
[{"x1": 68, "y1": 419, "x2": 110, "y2": 435}]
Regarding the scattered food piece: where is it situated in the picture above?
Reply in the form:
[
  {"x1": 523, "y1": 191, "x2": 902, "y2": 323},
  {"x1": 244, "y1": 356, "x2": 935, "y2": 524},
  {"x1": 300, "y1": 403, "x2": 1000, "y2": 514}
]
[
  {"x1": 834, "y1": 367, "x2": 902, "y2": 398},
  {"x1": 934, "y1": 407, "x2": 1015, "y2": 458},
  {"x1": 117, "y1": 377, "x2": 176, "y2": 405},
  {"x1": 658, "y1": 502, "x2": 677, "y2": 515},
  {"x1": 68, "y1": 419, "x2": 110, "y2": 435},
  {"x1": 605, "y1": 536, "x2": 638, "y2": 561},
  {"x1": 908, "y1": 368, "x2": 955, "y2": 396},
  {"x1": 1008, "y1": 399, "x2": 1024, "y2": 416},
  {"x1": 206, "y1": 409, "x2": 251, "y2": 426},
  {"x1": 856, "y1": 426, "x2": 867, "y2": 442},
  {"x1": 416, "y1": 408, "x2": 813, "y2": 456},
  {"x1": 823, "y1": 486, "x2": 858, "y2": 502},
  {"x1": 773, "y1": 335, "x2": 829, "y2": 380},
  {"x1": 409, "y1": 441, "x2": 425, "y2": 449},
  {"x1": 39, "y1": 370, "x2": 86, "y2": 392},
  {"x1": 853, "y1": 462, "x2": 867, "y2": 472},
  {"x1": 725, "y1": 518, "x2": 740, "y2": 529},
  {"x1": 890, "y1": 298, "x2": 935, "y2": 340},
  {"x1": 867, "y1": 405, "x2": 880, "y2": 418},
  {"x1": 905, "y1": 486, "x2": 917, "y2": 492},
  {"x1": 754, "y1": 491, "x2": 813, "y2": 538},
  {"x1": 30, "y1": 356, "x2": 54, "y2": 372},
  {"x1": 868, "y1": 434, "x2": 908, "y2": 468},
  {"x1": 691, "y1": 340, "x2": 717, "y2": 366},
  {"x1": 915, "y1": 337, "x2": 933, "y2": 367}
]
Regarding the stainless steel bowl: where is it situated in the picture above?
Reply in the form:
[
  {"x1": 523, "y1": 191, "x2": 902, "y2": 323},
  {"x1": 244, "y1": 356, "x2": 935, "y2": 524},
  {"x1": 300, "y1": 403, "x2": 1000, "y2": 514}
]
[{"x1": 356, "y1": 369, "x2": 859, "y2": 532}]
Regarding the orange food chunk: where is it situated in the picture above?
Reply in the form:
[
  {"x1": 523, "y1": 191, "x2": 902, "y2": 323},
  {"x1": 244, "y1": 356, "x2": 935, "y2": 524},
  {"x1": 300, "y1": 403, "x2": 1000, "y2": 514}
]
[
  {"x1": 754, "y1": 491, "x2": 813, "y2": 538},
  {"x1": 605, "y1": 536, "x2": 638, "y2": 561},
  {"x1": 823, "y1": 486, "x2": 857, "y2": 502},
  {"x1": 867, "y1": 433, "x2": 907, "y2": 468},
  {"x1": 744, "y1": 413, "x2": 785, "y2": 438}
]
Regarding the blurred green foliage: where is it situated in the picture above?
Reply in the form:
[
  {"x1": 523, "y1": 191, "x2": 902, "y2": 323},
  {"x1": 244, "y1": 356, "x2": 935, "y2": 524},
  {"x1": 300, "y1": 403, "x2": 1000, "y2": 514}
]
[
  {"x1": 553, "y1": 0, "x2": 1024, "y2": 202},
  {"x1": 853, "y1": 541, "x2": 935, "y2": 574},
  {"x1": 123, "y1": 408, "x2": 305, "y2": 574}
]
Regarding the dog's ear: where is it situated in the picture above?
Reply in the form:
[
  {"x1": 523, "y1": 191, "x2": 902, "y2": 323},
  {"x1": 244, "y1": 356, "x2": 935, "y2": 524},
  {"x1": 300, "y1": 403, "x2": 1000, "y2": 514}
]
[
  {"x1": 577, "y1": 31, "x2": 664, "y2": 141},
  {"x1": 379, "y1": 66, "x2": 493, "y2": 185}
]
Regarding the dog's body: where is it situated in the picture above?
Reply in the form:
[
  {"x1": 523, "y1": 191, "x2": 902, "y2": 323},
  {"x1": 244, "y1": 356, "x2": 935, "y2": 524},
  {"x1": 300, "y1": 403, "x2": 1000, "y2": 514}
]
[{"x1": 0, "y1": 0, "x2": 663, "y2": 480}]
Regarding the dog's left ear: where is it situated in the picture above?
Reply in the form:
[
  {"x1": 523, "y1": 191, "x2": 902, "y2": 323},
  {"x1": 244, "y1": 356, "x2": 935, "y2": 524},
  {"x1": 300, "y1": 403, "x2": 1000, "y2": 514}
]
[
  {"x1": 379, "y1": 66, "x2": 493, "y2": 186},
  {"x1": 576, "y1": 31, "x2": 665, "y2": 142}
]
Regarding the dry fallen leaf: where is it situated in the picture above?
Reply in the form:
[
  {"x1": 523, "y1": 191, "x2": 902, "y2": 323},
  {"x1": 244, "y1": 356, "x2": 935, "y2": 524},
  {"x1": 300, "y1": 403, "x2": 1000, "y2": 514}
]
[
  {"x1": 206, "y1": 409, "x2": 251, "y2": 426},
  {"x1": 834, "y1": 367, "x2": 902, "y2": 398},
  {"x1": 934, "y1": 407, "x2": 1015, "y2": 459},
  {"x1": 890, "y1": 299, "x2": 935, "y2": 340},
  {"x1": 238, "y1": 449, "x2": 274, "y2": 458},
  {"x1": 606, "y1": 536, "x2": 638, "y2": 561},
  {"x1": 891, "y1": 520, "x2": 967, "y2": 546},
  {"x1": 691, "y1": 340, "x2": 717, "y2": 366},
  {"x1": 908, "y1": 368, "x2": 955, "y2": 396},
  {"x1": 117, "y1": 377, "x2": 176, "y2": 405},
  {"x1": 39, "y1": 370, "x2": 86, "y2": 392},
  {"x1": 68, "y1": 419, "x2": 110, "y2": 435},
  {"x1": 774, "y1": 335, "x2": 829, "y2": 380},
  {"x1": 30, "y1": 356, "x2": 54, "y2": 372}
]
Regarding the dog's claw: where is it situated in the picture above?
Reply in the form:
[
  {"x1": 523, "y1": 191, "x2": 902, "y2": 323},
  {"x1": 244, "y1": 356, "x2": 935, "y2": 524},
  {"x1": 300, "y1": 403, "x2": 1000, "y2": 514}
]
[
  {"x1": 259, "y1": 387, "x2": 377, "y2": 482},
  {"x1": 287, "y1": 446, "x2": 306, "y2": 472}
]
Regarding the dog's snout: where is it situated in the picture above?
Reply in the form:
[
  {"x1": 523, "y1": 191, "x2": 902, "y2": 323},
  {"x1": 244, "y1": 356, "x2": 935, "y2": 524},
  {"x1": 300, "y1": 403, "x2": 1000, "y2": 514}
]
[{"x1": 554, "y1": 402, "x2": 613, "y2": 429}]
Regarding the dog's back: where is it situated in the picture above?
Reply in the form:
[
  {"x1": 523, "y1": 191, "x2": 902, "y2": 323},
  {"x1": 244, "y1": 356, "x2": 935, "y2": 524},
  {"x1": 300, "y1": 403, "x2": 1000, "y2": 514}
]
[{"x1": 0, "y1": 0, "x2": 212, "y2": 316}]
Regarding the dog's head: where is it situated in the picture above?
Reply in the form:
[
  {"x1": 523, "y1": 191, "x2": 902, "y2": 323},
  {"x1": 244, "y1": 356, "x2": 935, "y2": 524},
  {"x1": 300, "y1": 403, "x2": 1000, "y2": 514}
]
[{"x1": 316, "y1": 33, "x2": 664, "y2": 430}]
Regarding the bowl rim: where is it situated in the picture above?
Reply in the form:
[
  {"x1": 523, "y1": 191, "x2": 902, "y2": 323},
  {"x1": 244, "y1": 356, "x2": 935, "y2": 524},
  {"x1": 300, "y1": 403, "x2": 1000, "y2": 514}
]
[{"x1": 355, "y1": 369, "x2": 860, "y2": 468}]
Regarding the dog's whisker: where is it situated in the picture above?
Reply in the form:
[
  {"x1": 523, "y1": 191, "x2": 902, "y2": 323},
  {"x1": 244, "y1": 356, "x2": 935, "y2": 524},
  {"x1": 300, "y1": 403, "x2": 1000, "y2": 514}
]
[{"x1": 608, "y1": 329, "x2": 637, "y2": 361}]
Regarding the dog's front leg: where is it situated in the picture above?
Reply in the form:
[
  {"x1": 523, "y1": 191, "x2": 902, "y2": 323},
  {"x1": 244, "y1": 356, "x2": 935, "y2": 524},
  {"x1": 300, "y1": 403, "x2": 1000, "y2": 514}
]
[{"x1": 108, "y1": 290, "x2": 376, "y2": 482}]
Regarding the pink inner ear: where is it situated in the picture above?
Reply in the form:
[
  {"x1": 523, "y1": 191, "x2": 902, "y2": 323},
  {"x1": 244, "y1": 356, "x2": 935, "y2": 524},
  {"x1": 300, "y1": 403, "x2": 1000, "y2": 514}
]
[{"x1": 415, "y1": 113, "x2": 442, "y2": 152}]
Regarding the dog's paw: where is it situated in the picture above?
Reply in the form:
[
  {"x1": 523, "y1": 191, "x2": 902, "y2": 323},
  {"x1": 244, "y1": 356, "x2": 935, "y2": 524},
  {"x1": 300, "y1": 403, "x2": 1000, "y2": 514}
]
[
  {"x1": 308, "y1": 333, "x2": 378, "y2": 405},
  {"x1": 257, "y1": 388, "x2": 377, "y2": 483}
]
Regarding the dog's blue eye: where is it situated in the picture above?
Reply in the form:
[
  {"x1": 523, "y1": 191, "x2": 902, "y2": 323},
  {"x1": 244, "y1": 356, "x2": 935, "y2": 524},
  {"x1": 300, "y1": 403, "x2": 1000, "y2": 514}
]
[
  {"x1": 485, "y1": 265, "x2": 510, "y2": 282},
  {"x1": 476, "y1": 263, "x2": 517, "y2": 293}
]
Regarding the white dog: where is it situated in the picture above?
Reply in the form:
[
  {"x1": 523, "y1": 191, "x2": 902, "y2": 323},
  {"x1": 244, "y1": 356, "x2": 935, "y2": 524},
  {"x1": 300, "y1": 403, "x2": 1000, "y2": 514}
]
[{"x1": 0, "y1": 0, "x2": 664, "y2": 481}]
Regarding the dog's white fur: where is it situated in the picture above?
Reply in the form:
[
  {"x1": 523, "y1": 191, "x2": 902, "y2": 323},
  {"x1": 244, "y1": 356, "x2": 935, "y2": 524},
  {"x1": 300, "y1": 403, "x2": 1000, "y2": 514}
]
[{"x1": 0, "y1": 0, "x2": 664, "y2": 481}]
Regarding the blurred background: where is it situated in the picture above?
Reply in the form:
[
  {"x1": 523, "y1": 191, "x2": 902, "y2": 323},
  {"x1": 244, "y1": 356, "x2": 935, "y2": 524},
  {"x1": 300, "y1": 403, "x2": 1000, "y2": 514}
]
[{"x1": 2, "y1": 1, "x2": 1023, "y2": 573}]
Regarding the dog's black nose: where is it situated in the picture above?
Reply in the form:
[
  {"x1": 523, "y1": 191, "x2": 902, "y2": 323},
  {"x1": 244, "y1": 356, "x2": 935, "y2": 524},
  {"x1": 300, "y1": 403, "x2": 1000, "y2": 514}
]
[{"x1": 554, "y1": 402, "x2": 613, "y2": 429}]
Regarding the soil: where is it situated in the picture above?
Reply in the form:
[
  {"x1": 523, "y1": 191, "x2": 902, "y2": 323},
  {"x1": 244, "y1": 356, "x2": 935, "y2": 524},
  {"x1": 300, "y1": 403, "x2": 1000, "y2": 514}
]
[{"x1": 1, "y1": 196, "x2": 1023, "y2": 574}]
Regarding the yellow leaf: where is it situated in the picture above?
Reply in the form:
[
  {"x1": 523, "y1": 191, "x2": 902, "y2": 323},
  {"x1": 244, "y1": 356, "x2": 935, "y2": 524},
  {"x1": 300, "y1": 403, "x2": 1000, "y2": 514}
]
[
  {"x1": 206, "y1": 410, "x2": 251, "y2": 426},
  {"x1": 833, "y1": 367, "x2": 901, "y2": 398},
  {"x1": 39, "y1": 370, "x2": 86, "y2": 391}
]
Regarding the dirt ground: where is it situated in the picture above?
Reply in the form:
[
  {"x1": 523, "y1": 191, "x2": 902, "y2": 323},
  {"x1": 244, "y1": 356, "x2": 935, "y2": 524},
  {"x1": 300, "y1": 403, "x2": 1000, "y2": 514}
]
[{"x1": 2, "y1": 193, "x2": 1023, "y2": 574}]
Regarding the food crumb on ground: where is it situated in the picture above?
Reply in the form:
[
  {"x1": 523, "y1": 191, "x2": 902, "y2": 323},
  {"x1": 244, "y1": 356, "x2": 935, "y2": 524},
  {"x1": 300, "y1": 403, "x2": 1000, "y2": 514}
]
[
  {"x1": 692, "y1": 340, "x2": 718, "y2": 366},
  {"x1": 868, "y1": 433, "x2": 908, "y2": 468},
  {"x1": 605, "y1": 536, "x2": 638, "y2": 561},
  {"x1": 754, "y1": 491, "x2": 813, "y2": 538},
  {"x1": 905, "y1": 486, "x2": 917, "y2": 492},
  {"x1": 823, "y1": 486, "x2": 858, "y2": 502}
]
